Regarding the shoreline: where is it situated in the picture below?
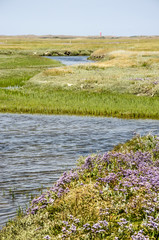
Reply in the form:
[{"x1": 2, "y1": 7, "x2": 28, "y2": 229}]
[
  {"x1": 1, "y1": 134, "x2": 159, "y2": 239},
  {"x1": 1, "y1": 108, "x2": 159, "y2": 120}
]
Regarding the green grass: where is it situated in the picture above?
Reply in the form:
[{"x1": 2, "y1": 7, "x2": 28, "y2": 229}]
[
  {"x1": 0, "y1": 54, "x2": 60, "y2": 69},
  {"x1": 0, "y1": 54, "x2": 62, "y2": 87},
  {"x1": 32, "y1": 62, "x2": 159, "y2": 97},
  {"x1": 1, "y1": 88, "x2": 159, "y2": 119}
]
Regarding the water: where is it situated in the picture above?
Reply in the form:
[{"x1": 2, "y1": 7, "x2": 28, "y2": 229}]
[
  {"x1": 0, "y1": 113, "x2": 159, "y2": 228},
  {"x1": 45, "y1": 55, "x2": 94, "y2": 65}
]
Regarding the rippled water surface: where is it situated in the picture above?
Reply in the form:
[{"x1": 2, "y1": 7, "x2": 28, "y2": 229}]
[{"x1": 0, "y1": 113, "x2": 159, "y2": 228}]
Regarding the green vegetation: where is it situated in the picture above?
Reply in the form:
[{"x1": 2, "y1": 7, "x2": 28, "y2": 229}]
[
  {"x1": 33, "y1": 51, "x2": 159, "y2": 96},
  {"x1": 0, "y1": 54, "x2": 62, "y2": 87},
  {"x1": 1, "y1": 134, "x2": 159, "y2": 239},
  {"x1": 0, "y1": 36, "x2": 159, "y2": 118},
  {"x1": 1, "y1": 89, "x2": 159, "y2": 119}
]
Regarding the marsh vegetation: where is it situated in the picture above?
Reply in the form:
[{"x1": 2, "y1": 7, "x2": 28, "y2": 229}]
[
  {"x1": 0, "y1": 36, "x2": 159, "y2": 118},
  {"x1": 1, "y1": 134, "x2": 159, "y2": 239}
]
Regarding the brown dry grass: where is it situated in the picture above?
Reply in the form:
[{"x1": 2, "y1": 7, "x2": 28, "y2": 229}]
[
  {"x1": 91, "y1": 50, "x2": 159, "y2": 68},
  {"x1": 43, "y1": 67, "x2": 74, "y2": 76}
]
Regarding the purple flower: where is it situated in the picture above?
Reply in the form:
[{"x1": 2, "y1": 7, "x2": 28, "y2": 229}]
[
  {"x1": 83, "y1": 223, "x2": 91, "y2": 231},
  {"x1": 40, "y1": 205, "x2": 47, "y2": 209},
  {"x1": 83, "y1": 156, "x2": 93, "y2": 169},
  {"x1": 62, "y1": 221, "x2": 69, "y2": 226},
  {"x1": 117, "y1": 218, "x2": 128, "y2": 226},
  {"x1": 131, "y1": 231, "x2": 149, "y2": 240},
  {"x1": 70, "y1": 224, "x2": 76, "y2": 233},
  {"x1": 44, "y1": 235, "x2": 51, "y2": 239},
  {"x1": 99, "y1": 220, "x2": 108, "y2": 227},
  {"x1": 74, "y1": 218, "x2": 80, "y2": 224},
  {"x1": 92, "y1": 223, "x2": 102, "y2": 229}
]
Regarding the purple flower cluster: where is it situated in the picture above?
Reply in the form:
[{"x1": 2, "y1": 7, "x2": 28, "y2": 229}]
[
  {"x1": 91, "y1": 149, "x2": 159, "y2": 196},
  {"x1": 27, "y1": 170, "x2": 78, "y2": 215},
  {"x1": 82, "y1": 220, "x2": 108, "y2": 235},
  {"x1": 117, "y1": 218, "x2": 128, "y2": 226},
  {"x1": 27, "y1": 193, "x2": 51, "y2": 215},
  {"x1": 143, "y1": 216, "x2": 159, "y2": 231},
  {"x1": 50, "y1": 170, "x2": 78, "y2": 198},
  {"x1": 97, "y1": 173, "x2": 117, "y2": 185},
  {"x1": 61, "y1": 215, "x2": 109, "y2": 238},
  {"x1": 115, "y1": 164, "x2": 159, "y2": 193},
  {"x1": 82, "y1": 156, "x2": 94, "y2": 169},
  {"x1": 131, "y1": 230, "x2": 149, "y2": 240},
  {"x1": 62, "y1": 215, "x2": 80, "y2": 239}
]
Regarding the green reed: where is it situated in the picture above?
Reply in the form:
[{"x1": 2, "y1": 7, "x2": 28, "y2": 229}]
[{"x1": 1, "y1": 88, "x2": 159, "y2": 119}]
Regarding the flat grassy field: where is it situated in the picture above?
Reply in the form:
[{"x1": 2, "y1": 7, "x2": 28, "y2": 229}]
[
  {"x1": 0, "y1": 35, "x2": 159, "y2": 53},
  {"x1": 0, "y1": 36, "x2": 159, "y2": 118}
]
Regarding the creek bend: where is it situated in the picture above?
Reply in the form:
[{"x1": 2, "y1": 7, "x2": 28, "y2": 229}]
[{"x1": 0, "y1": 56, "x2": 159, "y2": 228}]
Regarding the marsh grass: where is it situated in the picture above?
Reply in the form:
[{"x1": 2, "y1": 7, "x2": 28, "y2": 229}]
[
  {"x1": 0, "y1": 54, "x2": 62, "y2": 87},
  {"x1": 1, "y1": 37, "x2": 159, "y2": 118},
  {"x1": 0, "y1": 69, "x2": 41, "y2": 87},
  {"x1": 0, "y1": 36, "x2": 159, "y2": 55},
  {"x1": 0, "y1": 54, "x2": 60, "y2": 69},
  {"x1": 1, "y1": 88, "x2": 159, "y2": 119},
  {"x1": 29, "y1": 50, "x2": 159, "y2": 97}
]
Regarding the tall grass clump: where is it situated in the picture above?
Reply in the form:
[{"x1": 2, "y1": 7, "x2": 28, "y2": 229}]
[{"x1": 0, "y1": 134, "x2": 159, "y2": 239}]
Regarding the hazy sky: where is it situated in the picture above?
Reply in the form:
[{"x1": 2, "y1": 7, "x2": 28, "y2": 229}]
[{"x1": 0, "y1": 0, "x2": 159, "y2": 36}]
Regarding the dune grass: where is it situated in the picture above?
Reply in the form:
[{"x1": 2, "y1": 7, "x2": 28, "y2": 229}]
[{"x1": 0, "y1": 134, "x2": 159, "y2": 239}]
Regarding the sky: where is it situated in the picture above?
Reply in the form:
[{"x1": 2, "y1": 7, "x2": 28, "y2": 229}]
[{"x1": 0, "y1": 0, "x2": 159, "y2": 36}]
